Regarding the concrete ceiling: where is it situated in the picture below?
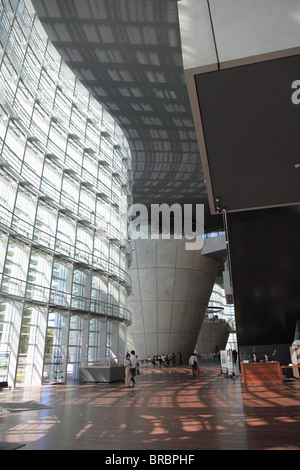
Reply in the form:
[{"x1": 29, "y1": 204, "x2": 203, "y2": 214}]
[{"x1": 31, "y1": 0, "x2": 222, "y2": 231}]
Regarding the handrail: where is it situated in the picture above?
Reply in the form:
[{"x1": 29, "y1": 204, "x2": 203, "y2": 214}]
[
  {"x1": 0, "y1": 272, "x2": 132, "y2": 325},
  {"x1": 0, "y1": 139, "x2": 132, "y2": 254},
  {"x1": 0, "y1": 203, "x2": 132, "y2": 291}
]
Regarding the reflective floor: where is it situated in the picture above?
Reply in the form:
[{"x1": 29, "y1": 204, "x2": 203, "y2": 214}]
[{"x1": 0, "y1": 362, "x2": 300, "y2": 451}]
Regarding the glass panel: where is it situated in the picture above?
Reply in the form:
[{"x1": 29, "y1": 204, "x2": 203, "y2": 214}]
[
  {"x1": 23, "y1": 141, "x2": 44, "y2": 179},
  {"x1": 72, "y1": 269, "x2": 88, "y2": 309},
  {"x1": 61, "y1": 175, "x2": 79, "y2": 212},
  {"x1": 26, "y1": 250, "x2": 52, "y2": 302},
  {"x1": 23, "y1": 46, "x2": 41, "y2": 86},
  {"x1": 48, "y1": 120, "x2": 67, "y2": 156},
  {"x1": 75, "y1": 226, "x2": 93, "y2": 263},
  {"x1": 2, "y1": 241, "x2": 30, "y2": 296},
  {"x1": 55, "y1": 215, "x2": 76, "y2": 257},
  {"x1": 1, "y1": 54, "x2": 18, "y2": 99},
  {"x1": 5, "y1": 119, "x2": 27, "y2": 159},
  {"x1": 12, "y1": 189, "x2": 36, "y2": 238},
  {"x1": 0, "y1": 170, "x2": 17, "y2": 217},
  {"x1": 66, "y1": 138, "x2": 82, "y2": 169},
  {"x1": 88, "y1": 316, "x2": 101, "y2": 363},
  {"x1": 39, "y1": 68, "x2": 56, "y2": 104},
  {"x1": 51, "y1": 261, "x2": 72, "y2": 307},
  {"x1": 30, "y1": 102, "x2": 50, "y2": 144},
  {"x1": 0, "y1": 302, "x2": 13, "y2": 348},
  {"x1": 0, "y1": 105, "x2": 9, "y2": 140},
  {"x1": 41, "y1": 159, "x2": 62, "y2": 202},
  {"x1": 34, "y1": 202, "x2": 57, "y2": 249},
  {"x1": 16, "y1": 305, "x2": 46, "y2": 385},
  {"x1": 43, "y1": 310, "x2": 64, "y2": 384},
  {"x1": 67, "y1": 314, "x2": 82, "y2": 382},
  {"x1": 70, "y1": 106, "x2": 86, "y2": 137},
  {"x1": 98, "y1": 165, "x2": 111, "y2": 191},
  {"x1": 86, "y1": 122, "x2": 100, "y2": 148},
  {"x1": 53, "y1": 89, "x2": 71, "y2": 123}
]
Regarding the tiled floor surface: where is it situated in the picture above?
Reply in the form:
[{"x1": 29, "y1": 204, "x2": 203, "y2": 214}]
[{"x1": 0, "y1": 362, "x2": 299, "y2": 451}]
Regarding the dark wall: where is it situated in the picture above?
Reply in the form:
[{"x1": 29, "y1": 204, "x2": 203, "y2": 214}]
[
  {"x1": 195, "y1": 54, "x2": 300, "y2": 214},
  {"x1": 227, "y1": 205, "x2": 300, "y2": 348}
]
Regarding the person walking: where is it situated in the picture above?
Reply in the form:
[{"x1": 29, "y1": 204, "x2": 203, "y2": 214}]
[
  {"x1": 189, "y1": 352, "x2": 198, "y2": 378},
  {"x1": 124, "y1": 352, "x2": 132, "y2": 387},
  {"x1": 129, "y1": 350, "x2": 137, "y2": 386}
]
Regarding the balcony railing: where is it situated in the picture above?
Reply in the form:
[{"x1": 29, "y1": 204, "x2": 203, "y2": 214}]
[
  {"x1": 0, "y1": 272, "x2": 132, "y2": 325},
  {"x1": 0, "y1": 203, "x2": 132, "y2": 292},
  {"x1": 0, "y1": 138, "x2": 131, "y2": 253}
]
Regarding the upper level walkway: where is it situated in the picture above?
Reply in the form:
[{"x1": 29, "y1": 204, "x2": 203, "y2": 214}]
[{"x1": 0, "y1": 362, "x2": 299, "y2": 452}]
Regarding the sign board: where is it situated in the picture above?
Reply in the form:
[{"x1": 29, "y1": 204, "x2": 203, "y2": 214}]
[{"x1": 220, "y1": 349, "x2": 234, "y2": 376}]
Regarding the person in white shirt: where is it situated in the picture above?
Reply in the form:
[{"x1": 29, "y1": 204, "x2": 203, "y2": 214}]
[
  {"x1": 129, "y1": 350, "x2": 137, "y2": 385},
  {"x1": 189, "y1": 352, "x2": 198, "y2": 378}
]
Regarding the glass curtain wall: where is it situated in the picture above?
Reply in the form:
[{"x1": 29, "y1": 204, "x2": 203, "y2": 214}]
[
  {"x1": 205, "y1": 283, "x2": 237, "y2": 350},
  {"x1": 0, "y1": 0, "x2": 133, "y2": 386}
]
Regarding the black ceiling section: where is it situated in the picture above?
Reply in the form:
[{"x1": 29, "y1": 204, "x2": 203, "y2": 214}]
[
  {"x1": 31, "y1": 0, "x2": 223, "y2": 231},
  {"x1": 227, "y1": 205, "x2": 300, "y2": 347},
  {"x1": 195, "y1": 54, "x2": 300, "y2": 214}
]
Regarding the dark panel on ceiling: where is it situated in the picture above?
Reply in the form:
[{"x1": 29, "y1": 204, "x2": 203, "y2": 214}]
[
  {"x1": 227, "y1": 205, "x2": 300, "y2": 347},
  {"x1": 195, "y1": 54, "x2": 300, "y2": 213}
]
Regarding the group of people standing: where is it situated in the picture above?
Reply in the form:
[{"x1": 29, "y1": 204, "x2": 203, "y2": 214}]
[
  {"x1": 124, "y1": 350, "x2": 201, "y2": 386},
  {"x1": 150, "y1": 352, "x2": 183, "y2": 367}
]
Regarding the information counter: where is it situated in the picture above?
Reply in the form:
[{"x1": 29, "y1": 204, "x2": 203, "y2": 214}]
[{"x1": 241, "y1": 361, "x2": 283, "y2": 384}]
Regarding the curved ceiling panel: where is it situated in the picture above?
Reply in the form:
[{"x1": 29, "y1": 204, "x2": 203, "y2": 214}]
[{"x1": 31, "y1": 0, "x2": 222, "y2": 230}]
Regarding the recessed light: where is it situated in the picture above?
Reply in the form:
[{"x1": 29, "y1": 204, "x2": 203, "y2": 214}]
[{"x1": 294, "y1": 163, "x2": 300, "y2": 168}]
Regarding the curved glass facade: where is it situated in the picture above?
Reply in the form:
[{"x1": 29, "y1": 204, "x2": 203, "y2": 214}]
[{"x1": 0, "y1": 0, "x2": 133, "y2": 385}]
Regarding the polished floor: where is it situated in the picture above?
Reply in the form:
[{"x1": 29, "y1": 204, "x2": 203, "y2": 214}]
[{"x1": 0, "y1": 361, "x2": 300, "y2": 451}]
